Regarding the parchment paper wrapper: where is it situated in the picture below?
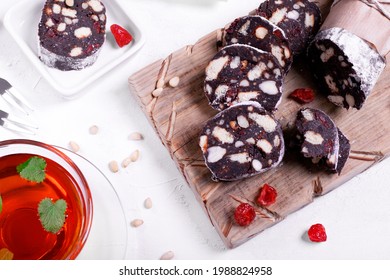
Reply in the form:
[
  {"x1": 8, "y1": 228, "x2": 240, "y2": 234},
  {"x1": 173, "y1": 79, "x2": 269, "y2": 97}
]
[{"x1": 320, "y1": 0, "x2": 390, "y2": 57}]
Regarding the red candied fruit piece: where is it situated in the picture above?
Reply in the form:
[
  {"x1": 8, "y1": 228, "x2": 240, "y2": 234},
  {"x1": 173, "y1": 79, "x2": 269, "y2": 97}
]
[
  {"x1": 289, "y1": 88, "x2": 315, "y2": 104},
  {"x1": 110, "y1": 24, "x2": 133, "y2": 48},
  {"x1": 86, "y1": 44, "x2": 100, "y2": 54},
  {"x1": 273, "y1": 29, "x2": 284, "y2": 39},
  {"x1": 257, "y1": 183, "x2": 277, "y2": 207},
  {"x1": 234, "y1": 203, "x2": 256, "y2": 226},
  {"x1": 316, "y1": 112, "x2": 332, "y2": 129},
  {"x1": 93, "y1": 21, "x2": 103, "y2": 34},
  {"x1": 308, "y1": 223, "x2": 327, "y2": 242}
]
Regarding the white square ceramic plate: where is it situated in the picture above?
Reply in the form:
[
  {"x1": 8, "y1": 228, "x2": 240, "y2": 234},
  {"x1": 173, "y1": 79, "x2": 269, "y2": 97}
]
[{"x1": 4, "y1": 0, "x2": 145, "y2": 98}]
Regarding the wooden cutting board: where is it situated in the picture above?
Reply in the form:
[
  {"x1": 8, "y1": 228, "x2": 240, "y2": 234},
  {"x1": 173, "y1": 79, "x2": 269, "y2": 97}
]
[{"x1": 128, "y1": 0, "x2": 390, "y2": 248}]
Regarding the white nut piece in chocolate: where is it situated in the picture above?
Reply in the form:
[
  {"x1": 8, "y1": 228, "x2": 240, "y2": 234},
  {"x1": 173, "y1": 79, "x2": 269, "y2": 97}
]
[
  {"x1": 65, "y1": 0, "x2": 74, "y2": 7},
  {"x1": 199, "y1": 101, "x2": 285, "y2": 181},
  {"x1": 308, "y1": 27, "x2": 386, "y2": 109}
]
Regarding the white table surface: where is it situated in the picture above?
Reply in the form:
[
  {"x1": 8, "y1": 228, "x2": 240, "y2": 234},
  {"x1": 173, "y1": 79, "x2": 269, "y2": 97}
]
[{"x1": 1, "y1": 0, "x2": 389, "y2": 260}]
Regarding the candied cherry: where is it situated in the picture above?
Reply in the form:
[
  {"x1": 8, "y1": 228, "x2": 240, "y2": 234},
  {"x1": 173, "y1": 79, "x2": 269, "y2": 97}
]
[
  {"x1": 257, "y1": 183, "x2": 277, "y2": 207},
  {"x1": 110, "y1": 24, "x2": 133, "y2": 48},
  {"x1": 308, "y1": 223, "x2": 327, "y2": 242},
  {"x1": 234, "y1": 203, "x2": 256, "y2": 226},
  {"x1": 289, "y1": 88, "x2": 315, "y2": 104}
]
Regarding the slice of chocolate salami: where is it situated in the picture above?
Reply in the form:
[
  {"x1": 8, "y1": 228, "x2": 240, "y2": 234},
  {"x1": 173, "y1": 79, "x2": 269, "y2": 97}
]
[
  {"x1": 204, "y1": 44, "x2": 284, "y2": 112},
  {"x1": 295, "y1": 108, "x2": 349, "y2": 174},
  {"x1": 199, "y1": 101, "x2": 285, "y2": 181},
  {"x1": 38, "y1": 0, "x2": 107, "y2": 71},
  {"x1": 307, "y1": 27, "x2": 386, "y2": 109},
  {"x1": 257, "y1": 0, "x2": 321, "y2": 55},
  {"x1": 295, "y1": 108, "x2": 338, "y2": 164},
  {"x1": 223, "y1": 15, "x2": 292, "y2": 74}
]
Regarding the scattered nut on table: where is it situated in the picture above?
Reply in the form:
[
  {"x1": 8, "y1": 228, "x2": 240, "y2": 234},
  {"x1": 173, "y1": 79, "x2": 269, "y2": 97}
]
[
  {"x1": 121, "y1": 156, "x2": 132, "y2": 168},
  {"x1": 89, "y1": 125, "x2": 99, "y2": 135},
  {"x1": 69, "y1": 141, "x2": 80, "y2": 152},
  {"x1": 160, "y1": 251, "x2": 174, "y2": 260},
  {"x1": 130, "y1": 219, "x2": 144, "y2": 227},
  {"x1": 128, "y1": 132, "x2": 144, "y2": 140},
  {"x1": 152, "y1": 87, "x2": 163, "y2": 97},
  {"x1": 144, "y1": 197, "x2": 153, "y2": 209},
  {"x1": 169, "y1": 76, "x2": 180, "y2": 88},
  {"x1": 156, "y1": 77, "x2": 165, "y2": 89},
  {"x1": 109, "y1": 160, "x2": 119, "y2": 173},
  {"x1": 130, "y1": 149, "x2": 140, "y2": 162}
]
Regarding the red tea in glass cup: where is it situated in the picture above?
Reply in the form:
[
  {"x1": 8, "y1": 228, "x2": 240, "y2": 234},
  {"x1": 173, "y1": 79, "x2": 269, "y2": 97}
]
[{"x1": 0, "y1": 139, "x2": 93, "y2": 260}]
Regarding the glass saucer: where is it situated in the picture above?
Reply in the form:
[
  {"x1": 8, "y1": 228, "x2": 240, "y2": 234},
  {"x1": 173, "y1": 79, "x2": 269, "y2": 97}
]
[{"x1": 56, "y1": 147, "x2": 128, "y2": 260}]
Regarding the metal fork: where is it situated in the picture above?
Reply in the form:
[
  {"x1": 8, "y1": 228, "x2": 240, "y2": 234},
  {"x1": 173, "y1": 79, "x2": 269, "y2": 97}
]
[
  {"x1": 0, "y1": 77, "x2": 34, "y2": 115},
  {"x1": 0, "y1": 109, "x2": 38, "y2": 135}
]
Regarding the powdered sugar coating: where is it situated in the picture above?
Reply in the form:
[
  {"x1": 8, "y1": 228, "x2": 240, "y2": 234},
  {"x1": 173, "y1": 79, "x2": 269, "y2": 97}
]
[
  {"x1": 308, "y1": 27, "x2": 386, "y2": 109},
  {"x1": 38, "y1": 44, "x2": 102, "y2": 71}
]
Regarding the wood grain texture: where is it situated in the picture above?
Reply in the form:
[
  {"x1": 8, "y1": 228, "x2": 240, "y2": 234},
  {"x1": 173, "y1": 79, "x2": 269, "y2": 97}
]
[{"x1": 128, "y1": 0, "x2": 390, "y2": 248}]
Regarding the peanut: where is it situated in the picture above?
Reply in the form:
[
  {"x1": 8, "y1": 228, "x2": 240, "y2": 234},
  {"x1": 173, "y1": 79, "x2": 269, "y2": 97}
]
[
  {"x1": 121, "y1": 156, "x2": 132, "y2": 168},
  {"x1": 160, "y1": 251, "x2": 174, "y2": 260},
  {"x1": 109, "y1": 160, "x2": 119, "y2": 173},
  {"x1": 130, "y1": 149, "x2": 140, "y2": 162},
  {"x1": 128, "y1": 132, "x2": 143, "y2": 141},
  {"x1": 152, "y1": 88, "x2": 163, "y2": 97},
  {"x1": 69, "y1": 141, "x2": 80, "y2": 152},
  {"x1": 65, "y1": 0, "x2": 74, "y2": 7},
  {"x1": 169, "y1": 76, "x2": 180, "y2": 88},
  {"x1": 130, "y1": 219, "x2": 144, "y2": 227},
  {"x1": 144, "y1": 197, "x2": 153, "y2": 209},
  {"x1": 89, "y1": 125, "x2": 99, "y2": 135}
]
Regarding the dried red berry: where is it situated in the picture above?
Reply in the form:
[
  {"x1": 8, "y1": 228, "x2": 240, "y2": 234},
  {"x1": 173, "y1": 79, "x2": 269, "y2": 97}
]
[
  {"x1": 308, "y1": 223, "x2": 327, "y2": 242},
  {"x1": 234, "y1": 203, "x2": 256, "y2": 226},
  {"x1": 110, "y1": 24, "x2": 133, "y2": 48},
  {"x1": 289, "y1": 88, "x2": 315, "y2": 104},
  {"x1": 86, "y1": 44, "x2": 100, "y2": 54},
  {"x1": 93, "y1": 21, "x2": 103, "y2": 34},
  {"x1": 46, "y1": 28, "x2": 57, "y2": 38},
  {"x1": 273, "y1": 29, "x2": 284, "y2": 39},
  {"x1": 257, "y1": 183, "x2": 277, "y2": 207}
]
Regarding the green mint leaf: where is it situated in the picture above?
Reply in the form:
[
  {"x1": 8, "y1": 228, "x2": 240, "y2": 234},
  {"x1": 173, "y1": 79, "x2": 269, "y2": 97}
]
[
  {"x1": 38, "y1": 198, "x2": 67, "y2": 234},
  {"x1": 16, "y1": 156, "x2": 46, "y2": 183},
  {"x1": 0, "y1": 194, "x2": 2, "y2": 214},
  {"x1": 0, "y1": 248, "x2": 13, "y2": 260}
]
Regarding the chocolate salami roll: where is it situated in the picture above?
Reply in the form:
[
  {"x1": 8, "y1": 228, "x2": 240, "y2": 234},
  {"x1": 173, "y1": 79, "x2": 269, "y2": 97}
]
[
  {"x1": 204, "y1": 44, "x2": 284, "y2": 112},
  {"x1": 199, "y1": 101, "x2": 285, "y2": 181},
  {"x1": 295, "y1": 108, "x2": 350, "y2": 174},
  {"x1": 257, "y1": 0, "x2": 321, "y2": 55},
  {"x1": 38, "y1": 0, "x2": 107, "y2": 71},
  {"x1": 307, "y1": 27, "x2": 386, "y2": 109},
  {"x1": 223, "y1": 15, "x2": 293, "y2": 74}
]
